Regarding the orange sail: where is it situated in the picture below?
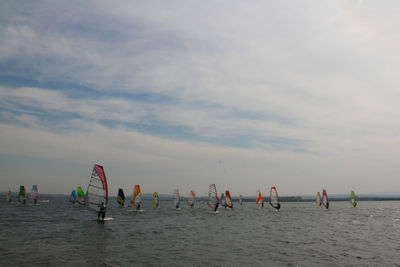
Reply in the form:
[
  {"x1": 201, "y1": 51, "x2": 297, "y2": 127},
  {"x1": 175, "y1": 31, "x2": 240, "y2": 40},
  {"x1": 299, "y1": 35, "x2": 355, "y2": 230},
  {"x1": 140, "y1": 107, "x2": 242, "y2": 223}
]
[{"x1": 131, "y1": 185, "x2": 142, "y2": 209}]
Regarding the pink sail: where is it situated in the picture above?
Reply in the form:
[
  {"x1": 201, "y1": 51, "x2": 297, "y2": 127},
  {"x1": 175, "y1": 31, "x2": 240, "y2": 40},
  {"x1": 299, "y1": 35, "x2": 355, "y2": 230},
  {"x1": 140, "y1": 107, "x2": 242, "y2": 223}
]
[{"x1": 86, "y1": 164, "x2": 108, "y2": 212}]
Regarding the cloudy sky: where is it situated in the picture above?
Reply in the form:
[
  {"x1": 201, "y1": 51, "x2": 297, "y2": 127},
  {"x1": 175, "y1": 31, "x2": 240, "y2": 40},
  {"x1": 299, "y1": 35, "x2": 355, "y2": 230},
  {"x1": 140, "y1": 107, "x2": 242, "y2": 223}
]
[{"x1": 1, "y1": 0, "x2": 400, "y2": 196}]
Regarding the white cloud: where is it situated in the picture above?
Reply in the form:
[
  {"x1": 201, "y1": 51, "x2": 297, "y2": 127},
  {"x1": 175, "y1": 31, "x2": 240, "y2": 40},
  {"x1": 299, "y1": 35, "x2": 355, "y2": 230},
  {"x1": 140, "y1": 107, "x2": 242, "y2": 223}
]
[{"x1": 2, "y1": 1, "x2": 400, "y2": 194}]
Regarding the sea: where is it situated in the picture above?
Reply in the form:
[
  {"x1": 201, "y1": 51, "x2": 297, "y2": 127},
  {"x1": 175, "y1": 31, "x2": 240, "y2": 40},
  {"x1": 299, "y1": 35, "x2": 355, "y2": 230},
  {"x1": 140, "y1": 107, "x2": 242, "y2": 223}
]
[{"x1": 1, "y1": 198, "x2": 400, "y2": 266}]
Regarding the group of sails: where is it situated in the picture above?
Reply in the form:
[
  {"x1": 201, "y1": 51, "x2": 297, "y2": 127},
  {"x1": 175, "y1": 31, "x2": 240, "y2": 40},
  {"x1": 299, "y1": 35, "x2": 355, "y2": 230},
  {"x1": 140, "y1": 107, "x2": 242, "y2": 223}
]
[
  {"x1": 7, "y1": 184, "x2": 42, "y2": 204},
  {"x1": 111, "y1": 183, "x2": 281, "y2": 213},
  {"x1": 315, "y1": 189, "x2": 357, "y2": 209},
  {"x1": 255, "y1": 187, "x2": 281, "y2": 211},
  {"x1": 12, "y1": 163, "x2": 359, "y2": 224}
]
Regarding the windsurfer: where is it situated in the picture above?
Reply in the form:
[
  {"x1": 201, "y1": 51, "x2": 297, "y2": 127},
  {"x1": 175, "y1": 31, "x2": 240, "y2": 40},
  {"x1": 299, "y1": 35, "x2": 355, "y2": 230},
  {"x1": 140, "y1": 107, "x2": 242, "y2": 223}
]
[
  {"x1": 98, "y1": 202, "x2": 105, "y2": 221},
  {"x1": 261, "y1": 202, "x2": 264, "y2": 208},
  {"x1": 137, "y1": 203, "x2": 141, "y2": 211},
  {"x1": 276, "y1": 203, "x2": 280, "y2": 210},
  {"x1": 214, "y1": 202, "x2": 219, "y2": 212}
]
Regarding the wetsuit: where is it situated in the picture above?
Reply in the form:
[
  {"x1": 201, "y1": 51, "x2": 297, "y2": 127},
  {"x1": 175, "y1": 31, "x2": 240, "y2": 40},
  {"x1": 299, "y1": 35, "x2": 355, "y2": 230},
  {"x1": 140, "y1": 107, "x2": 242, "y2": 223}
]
[{"x1": 98, "y1": 203, "x2": 105, "y2": 221}]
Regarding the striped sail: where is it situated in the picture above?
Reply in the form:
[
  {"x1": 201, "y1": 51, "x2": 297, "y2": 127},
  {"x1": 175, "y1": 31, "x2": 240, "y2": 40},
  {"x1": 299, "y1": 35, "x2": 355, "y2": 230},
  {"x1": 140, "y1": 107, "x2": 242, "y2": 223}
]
[{"x1": 85, "y1": 164, "x2": 108, "y2": 212}]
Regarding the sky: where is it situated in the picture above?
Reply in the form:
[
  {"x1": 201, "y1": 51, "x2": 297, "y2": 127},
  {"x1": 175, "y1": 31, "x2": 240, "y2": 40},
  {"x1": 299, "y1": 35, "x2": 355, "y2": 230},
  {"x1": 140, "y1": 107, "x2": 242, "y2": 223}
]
[{"x1": 1, "y1": 0, "x2": 400, "y2": 196}]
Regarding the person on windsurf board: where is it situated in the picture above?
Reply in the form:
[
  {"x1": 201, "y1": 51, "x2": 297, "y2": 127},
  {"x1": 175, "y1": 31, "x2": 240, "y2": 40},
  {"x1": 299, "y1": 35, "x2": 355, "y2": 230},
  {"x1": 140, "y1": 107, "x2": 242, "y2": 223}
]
[
  {"x1": 214, "y1": 201, "x2": 219, "y2": 212},
  {"x1": 98, "y1": 202, "x2": 106, "y2": 222}
]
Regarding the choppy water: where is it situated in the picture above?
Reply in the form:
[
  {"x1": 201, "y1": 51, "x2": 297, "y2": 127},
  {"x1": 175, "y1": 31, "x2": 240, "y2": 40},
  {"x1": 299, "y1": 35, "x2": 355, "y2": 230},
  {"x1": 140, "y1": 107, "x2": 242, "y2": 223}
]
[{"x1": 2, "y1": 199, "x2": 400, "y2": 266}]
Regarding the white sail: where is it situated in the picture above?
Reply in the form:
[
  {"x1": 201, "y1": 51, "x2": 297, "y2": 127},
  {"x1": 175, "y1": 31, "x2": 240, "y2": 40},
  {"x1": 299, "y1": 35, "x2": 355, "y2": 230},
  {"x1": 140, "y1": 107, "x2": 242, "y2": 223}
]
[
  {"x1": 207, "y1": 184, "x2": 219, "y2": 210},
  {"x1": 172, "y1": 189, "x2": 180, "y2": 208},
  {"x1": 220, "y1": 193, "x2": 226, "y2": 207},
  {"x1": 86, "y1": 164, "x2": 108, "y2": 212},
  {"x1": 269, "y1": 186, "x2": 280, "y2": 210}
]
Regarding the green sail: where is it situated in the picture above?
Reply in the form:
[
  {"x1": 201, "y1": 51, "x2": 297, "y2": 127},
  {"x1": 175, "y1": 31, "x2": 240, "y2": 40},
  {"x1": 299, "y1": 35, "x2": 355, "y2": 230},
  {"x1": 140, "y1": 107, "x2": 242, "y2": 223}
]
[
  {"x1": 18, "y1": 185, "x2": 26, "y2": 203},
  {"x1": 77, "y1": 186, "x2": 85, "y2": 205},
  {"x1": 350, "y1": 190, "x2": 357, "y2": 207}
]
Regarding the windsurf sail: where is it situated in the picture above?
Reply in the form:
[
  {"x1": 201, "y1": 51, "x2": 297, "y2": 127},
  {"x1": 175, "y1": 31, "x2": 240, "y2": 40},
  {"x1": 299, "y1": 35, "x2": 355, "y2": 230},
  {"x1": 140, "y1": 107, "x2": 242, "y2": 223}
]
[
  {"x1": 131, "y1": 185, "x2": 142, "y2": 209},
  {"x1": 187, "y1": 190, "x2": 195, "y2": 207},
  {"x1": 225, "y1": 190, "x2": 233, "y2": 209},
  {"x1": 207, "y1": 184, "x2": 219, "y2": 211},
  {"x1": 316, "y1": 192, "x2": 321, "y2": 207},
  {"x1": 269, "y1": 186, "x2": 280, "y2": 210},
  {"x1": 18, "y1": 186, "x2": 26, "y2": 203},
  {"x1": 153, "y1": 192, "x2": 159, "y2": 207},
  {"x1": 350, "y1": 190, "x2": 356, "y2": 207},
  {"x1": 172, "y1": 189, "x2": 180, "y2": 209},
  {"x1": 7, "y1": 190, "x2": 12, "y2": 202},
  {"x1": 322, "y1": 189, "x2": 329, "y2": 209},
  {"x1": 77, "y1": 186, "x2": 85, "y2": 205},
  {"x1": 220, "y1": 192, "x2": 226, "y2": 208},
  {"x1": 239, "y1": 194, "x2": 243, "y2": 206},
  {"x1": 69, "y1": 190, "x2": 77, "y2": 203},
  {"x1": 85, "y1": 164, "x2": 108, "y2": 212},
  {"x1": 30, "y1": 185, "x2": 39, "y2": 203},
  {"x1": 256, "y1": 190, "x2": 263, "y2": 208},
  {"x1": 117, "y1": 188, "x2": 125, "y2": 207}
]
